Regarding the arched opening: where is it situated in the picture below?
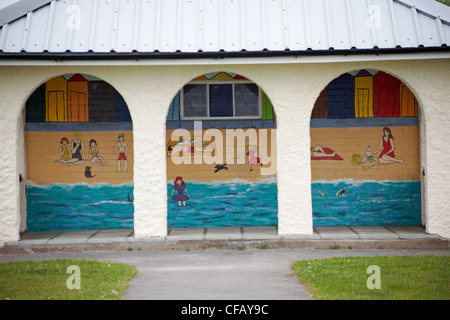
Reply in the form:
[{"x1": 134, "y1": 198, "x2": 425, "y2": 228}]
[
  {"x1": 23, "y1": 73, "x2": 134, "y2": 231},
  {"x1": 310, "y1": 69, "x2": 422, "y2": 226},
  {"x1": 165, "y1": 71, "x2": 277, "y2": 228}
]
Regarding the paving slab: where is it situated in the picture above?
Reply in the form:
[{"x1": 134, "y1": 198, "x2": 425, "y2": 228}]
[
  {"x1": 205, "y1": 227, "x2": 242, "y2": 240},
  {"x1": 386, "y1": 226, "x2": 441, "y2": 239},
  {"x1": 88, "y1": 229, "x2": 134, "y2": 243},
  {"x1": 242, "y1": 226, "x2": 279, "y2": 240},
  {"x1": 17, "y1": 231, "x2": 62, "y2": 245},
  {"x1": 281, "y1": 229, "x2": 320, "y2": 240},
  {"x1": 314, "y1": 226, "x2": 359, "y2": 239},
  {"x1": 349, "y1": 226, "x2": 399, "y2": 239},
  {"x1": 46, "y1": 230, "x2": 97, "y2": 244},
  {"x1": 3, "y1": 226, "x2": 448, "y2": 253},
  {"x1": 167, "y1": 227, "x2": 205, "y2": 240}
]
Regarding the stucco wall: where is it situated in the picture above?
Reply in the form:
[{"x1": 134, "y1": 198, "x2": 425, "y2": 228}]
[{"x1": 0, "y1": 58, "x2": 449, "y2": 242}]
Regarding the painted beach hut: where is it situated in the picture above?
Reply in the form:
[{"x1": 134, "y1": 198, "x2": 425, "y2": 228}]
[
  {"x1": 373, "y1": 71, "x2": 401, "y2": 117},
  {"x1": 0, "y1": 0, "x2": 449, "y2": 243},
  {"x1": 67, "y1": 73, "x2": 88, "y2": 122},
  {"x1": 45, "y1": 75, "x2": 68, "y2": 122}
]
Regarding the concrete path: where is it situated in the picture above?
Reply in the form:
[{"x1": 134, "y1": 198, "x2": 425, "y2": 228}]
[
  {"x1": 0, "y1": 226, "x2": 448, "y2": 300},
  {"x1": 1, "y1": 248, "x2": 449, "y2": 300}
]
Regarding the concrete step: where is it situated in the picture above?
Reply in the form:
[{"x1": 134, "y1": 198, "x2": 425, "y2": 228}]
[{"x1": 1, "y1": 226, "x2": 448, "y2": 254}]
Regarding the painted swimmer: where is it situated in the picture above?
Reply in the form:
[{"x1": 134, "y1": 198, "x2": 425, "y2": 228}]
[
  {"x1": 317, "y1": 189, "x2": 352, "y2": 196},
  {"x1": 336, "y1": 188, "x2": 351, "y2": 196}
]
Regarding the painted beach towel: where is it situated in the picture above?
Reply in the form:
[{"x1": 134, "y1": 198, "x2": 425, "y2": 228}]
[{"x1": 311, "y1": 147, "x2": 343, "y2": 160}]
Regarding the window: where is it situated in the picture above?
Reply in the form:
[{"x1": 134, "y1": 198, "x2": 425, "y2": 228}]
[
  {"x1": 209, "y1": 84, "x2": 233, "y2": 117},
  {"x1": 181, "y1": 81, "x2": 261, "y2": 119},
  {"x1": 234, "y1": 84, "x2": 259, "y2": 116},
  {"x1": 183, "y1": 84, "x2": 207, "y2": 117}
]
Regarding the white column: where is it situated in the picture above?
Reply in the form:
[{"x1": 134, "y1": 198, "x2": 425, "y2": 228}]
[
  {"x1": 264, "y1": 76, "x2": 315, "y2": 236},
  {"x1": 420, "y1": 87, "x2": 450, "y2": 238},
  {"x1": 129, "y1": 98, "x2": 168, "y2": 238},
  {"x1": 0, "y1": 94, "x2": 23, "y2": 243},
  {"x1": 276, "y1": 109, "x2": 313, "y2": 235}
]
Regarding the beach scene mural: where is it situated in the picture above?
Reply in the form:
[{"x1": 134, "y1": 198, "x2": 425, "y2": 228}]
[
  {"x1": 166, "y1": 127, "x2": 277, "y2": 228},
  {"x1": 310, "y1": 70, "x2": 421, "y2": 226},
  {"x1": 24, "y1": 74, "x2": 134, "y2": 231},
  {"x1": 166, "y1": 72, "x2": 278, "y2": 228},
  {"x1": 24, "y1": 70, "x2": 422, "y2": 232}
]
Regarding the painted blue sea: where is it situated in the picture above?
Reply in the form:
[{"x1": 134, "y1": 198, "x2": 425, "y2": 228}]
[
  {"x1": 26, "y1": 182, "x2": 135, "y2": 231},
  {"x1": 25, "y1": 180, "x2": 278, "y2": 231},
  {"x1": 312, "y1": 180, "x2": 422, "y2": 226},
  {"x1": 167, "y1": 180, "x2": 278, "y2": 228},
  {"x1": 25, "y1": 179, "x2": 421, "y2": 231}
]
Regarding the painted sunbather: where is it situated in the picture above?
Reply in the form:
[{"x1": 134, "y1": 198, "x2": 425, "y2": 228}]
[
  {"x1": 310, "y1": 145, "x2": 336, "y2": 158},
  {"x1": 55, "y1": 137, "x2": 71, "y2": 163},
  {"x1": 62, "y1": 131, "x2": 86, "y2": 166},
  {"x1": 89, "y1": 139, "x2": 108, "y2": 166},
  {"x1": 373, "y1": 127, "x2": 407, "y2": 165}
]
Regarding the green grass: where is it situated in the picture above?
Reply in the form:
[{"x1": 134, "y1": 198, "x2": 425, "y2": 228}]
[
  {"x1": 0, "y1": 259, "x2": 137, "y2": 300},
  {"x1": 291, "y1": 255, "x2": 450, "y2": 300},
  {"x1": 436, "y1": 0, "x2": 450, "y2": 6}
]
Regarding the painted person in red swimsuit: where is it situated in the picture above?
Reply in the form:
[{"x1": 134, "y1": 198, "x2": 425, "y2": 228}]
[
  {"x1": 245, "y1": 145, "x2": 263, "y2": 172},
  {"x1": 113, "y1": 133, "x2": 129, "y2": 172},
  {"x1": 374, "y1": 127, "x2": 406, "y2": 165}
]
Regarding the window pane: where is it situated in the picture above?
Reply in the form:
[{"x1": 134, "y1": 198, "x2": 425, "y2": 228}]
[
  {"x1": 235, "y1": 84, "x2": 259, "y2": 116},
  {"x1": 209, "y1": 84, "x2": 233, "y2": 117},
  {"x1": 183, "y1": 84, "x2": 207, "y2": 117}
]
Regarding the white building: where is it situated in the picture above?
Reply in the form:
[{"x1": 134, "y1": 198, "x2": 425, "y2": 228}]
[{"x1": 0, "y1": 0, "x2": 449, "y2": 243}]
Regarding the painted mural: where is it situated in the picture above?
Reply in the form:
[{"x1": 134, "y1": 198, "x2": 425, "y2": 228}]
[
  {"x1": 310, "y1": 70, "x2": 421, "y2": 226},
  {"x1": 25, "y1": 74, "x2": 134, "y2": 231},
  {"x1": 24, "y1": 70, "x2": 420, "y2": 232},
  {"x1": 166, "y1": 72, "x2": 278, "y2": 228},
  {"x1": 166, "y1": 126, "x2": 278, "y2": 228}
]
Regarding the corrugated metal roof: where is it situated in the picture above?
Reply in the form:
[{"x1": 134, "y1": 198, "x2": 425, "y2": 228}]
[
  {"x1": 0, "y1": 0, "x2": 449, "y2": 57},
  {"x1": 0, "y1": 0, "x2": 51, "y2": 26}
]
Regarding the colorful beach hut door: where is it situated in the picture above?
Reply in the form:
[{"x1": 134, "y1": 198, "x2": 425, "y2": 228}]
[
  {"x1": 47, "y1": 91, "x2": 66, "y2": 121},
  {"x1": 24, "y1": 74, "x2": 134, "y2": 232},
  {"x1": 166, "y1": 72, "x2": 278, "y2": 229},
  {"x1": 310, "y1": 70, "x2": 422, "y2": 227},
  {"x1": 68, "y1": 74, "x2": 89, "y2": 122},
  {"x1": 46, "y1": 76, "x2": 67, "y2": 122}
]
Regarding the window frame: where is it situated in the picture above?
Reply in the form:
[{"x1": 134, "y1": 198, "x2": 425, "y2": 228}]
[{"x1": 180, "y1": 79, "x2": 262, "y2": 120}]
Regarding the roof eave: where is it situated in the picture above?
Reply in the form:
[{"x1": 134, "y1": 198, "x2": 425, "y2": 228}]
[{"x1": 0, "y1": 46, "x2": 449, "y2": 61}]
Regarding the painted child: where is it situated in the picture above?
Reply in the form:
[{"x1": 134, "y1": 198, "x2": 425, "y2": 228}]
[
  {"x1": 89, "y1": 139, "x2": 108, "y2": 166},
  {"x1": 171, "y1": 176, "x2": 190, "y2": 207},
  {"x1": 362, "y1": 146, "x2": 376, "y2": 163},
  {"x1": 246, "y1": 145, "x2": 263, "y2": 172},
  {"x1": 55, "y1": 137, "x2": 71, "y2": 163}
]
